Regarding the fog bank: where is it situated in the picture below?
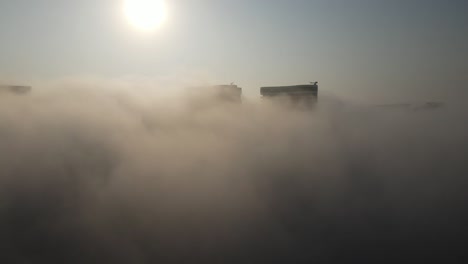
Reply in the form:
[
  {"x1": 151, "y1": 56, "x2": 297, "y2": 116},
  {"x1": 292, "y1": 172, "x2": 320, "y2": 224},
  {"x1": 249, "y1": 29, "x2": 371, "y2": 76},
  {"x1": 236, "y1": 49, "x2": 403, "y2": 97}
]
[{"x1": 0, "y1": 81, "x2": 467, "y2": 263}]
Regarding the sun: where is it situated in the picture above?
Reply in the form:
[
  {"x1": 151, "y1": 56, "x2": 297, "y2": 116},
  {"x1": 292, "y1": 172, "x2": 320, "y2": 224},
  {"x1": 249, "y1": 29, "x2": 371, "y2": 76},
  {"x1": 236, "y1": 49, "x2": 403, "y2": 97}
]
[{"x1": 124, "y1": 0, "x2": 167, "y2": 31}]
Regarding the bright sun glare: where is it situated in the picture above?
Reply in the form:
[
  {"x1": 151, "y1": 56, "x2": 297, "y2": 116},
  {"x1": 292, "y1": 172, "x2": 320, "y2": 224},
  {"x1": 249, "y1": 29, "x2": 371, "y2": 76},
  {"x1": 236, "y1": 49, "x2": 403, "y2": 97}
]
[{"x1": 124, "y1": 0, "x2": 167, "y2": 31}]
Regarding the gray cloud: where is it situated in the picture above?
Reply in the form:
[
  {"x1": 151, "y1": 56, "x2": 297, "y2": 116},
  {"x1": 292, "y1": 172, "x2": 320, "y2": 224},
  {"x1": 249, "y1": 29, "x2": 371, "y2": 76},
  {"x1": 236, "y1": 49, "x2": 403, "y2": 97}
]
[{"x1": 0, "y1": 80, "x2": 467, "y2": 263}]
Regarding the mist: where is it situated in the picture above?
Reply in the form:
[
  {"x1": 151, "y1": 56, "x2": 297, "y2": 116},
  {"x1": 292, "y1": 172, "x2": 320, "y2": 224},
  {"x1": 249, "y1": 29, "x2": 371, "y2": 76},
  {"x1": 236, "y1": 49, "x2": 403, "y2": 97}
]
[{"x1": 0, "y1": 80, "x2": 467, "y2": 263}]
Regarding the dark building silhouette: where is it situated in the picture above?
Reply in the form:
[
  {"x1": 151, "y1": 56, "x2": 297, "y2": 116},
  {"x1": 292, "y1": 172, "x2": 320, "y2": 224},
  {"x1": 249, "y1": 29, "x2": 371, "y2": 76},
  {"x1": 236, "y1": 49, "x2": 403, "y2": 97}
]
[
  {"x1": 186, "y1": 84, "x2": 242, "y2": 110},
  {"x1": 0, "y1": 85, "x2": 32, "y2": 94},
  {"x1": 260, "y1": 82, "x2": 318, "y2": 107},
  {"x1": 211, "y1": 84, "x2": 242, "y2": 103}
]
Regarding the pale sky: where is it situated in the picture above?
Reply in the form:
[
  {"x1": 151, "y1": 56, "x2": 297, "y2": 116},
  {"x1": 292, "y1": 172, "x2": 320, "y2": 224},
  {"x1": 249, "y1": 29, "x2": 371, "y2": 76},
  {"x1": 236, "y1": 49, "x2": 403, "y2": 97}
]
[{"x1": 0, "y1": 0, "x2": 467, "y2": 100}]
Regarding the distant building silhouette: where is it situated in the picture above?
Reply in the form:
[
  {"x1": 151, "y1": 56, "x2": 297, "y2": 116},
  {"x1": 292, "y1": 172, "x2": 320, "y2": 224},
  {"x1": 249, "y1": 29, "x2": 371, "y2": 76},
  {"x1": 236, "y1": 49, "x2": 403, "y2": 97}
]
[
  {"x1": 186, "y1": 84, "x2": 242, "y2": 109},
  {"x1": 260, "y1": 82, "x2": 318, "y2": 107},
  {"x1": 0, "y1": 85, "x2": 32, "y2": 95}
]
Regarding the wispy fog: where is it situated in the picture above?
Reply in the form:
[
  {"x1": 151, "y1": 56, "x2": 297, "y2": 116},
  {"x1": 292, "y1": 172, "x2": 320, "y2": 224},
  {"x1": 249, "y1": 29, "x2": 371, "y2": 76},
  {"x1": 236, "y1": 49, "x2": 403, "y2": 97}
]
[{"x1": 0, "y1": 80, "x2": 467, "y2": 263}]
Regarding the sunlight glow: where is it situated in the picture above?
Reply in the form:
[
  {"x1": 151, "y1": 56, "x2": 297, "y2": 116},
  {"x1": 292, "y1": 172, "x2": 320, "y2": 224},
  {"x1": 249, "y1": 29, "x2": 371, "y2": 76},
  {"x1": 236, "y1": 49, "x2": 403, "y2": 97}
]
[{"x1": 124, "y1": 0, "x2": 167, "y2": 31}]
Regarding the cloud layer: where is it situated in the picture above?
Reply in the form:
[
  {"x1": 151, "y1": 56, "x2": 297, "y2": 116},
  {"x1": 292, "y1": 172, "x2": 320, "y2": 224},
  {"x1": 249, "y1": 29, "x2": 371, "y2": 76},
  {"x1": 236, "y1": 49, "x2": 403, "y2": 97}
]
[{"x1": 0, "y1": 81, "x2": 467, "y2": 263}]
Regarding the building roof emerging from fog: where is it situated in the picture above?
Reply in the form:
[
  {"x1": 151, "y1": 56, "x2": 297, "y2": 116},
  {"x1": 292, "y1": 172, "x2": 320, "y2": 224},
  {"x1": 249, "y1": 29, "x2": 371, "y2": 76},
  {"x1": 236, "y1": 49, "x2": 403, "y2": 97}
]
[
  {"x1": 0, "y1": 85, "x2": 32, "y2": 94},
  {"x1": 260, "y1": 83, "x2": 318, "y2": 96}
]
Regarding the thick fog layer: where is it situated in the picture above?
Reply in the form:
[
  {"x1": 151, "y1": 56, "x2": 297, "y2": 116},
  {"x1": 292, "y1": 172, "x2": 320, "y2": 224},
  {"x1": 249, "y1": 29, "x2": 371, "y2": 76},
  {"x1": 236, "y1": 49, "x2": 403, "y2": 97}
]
[{"x1": 0, "y1": 81, "x2": 467, "y2": 263}]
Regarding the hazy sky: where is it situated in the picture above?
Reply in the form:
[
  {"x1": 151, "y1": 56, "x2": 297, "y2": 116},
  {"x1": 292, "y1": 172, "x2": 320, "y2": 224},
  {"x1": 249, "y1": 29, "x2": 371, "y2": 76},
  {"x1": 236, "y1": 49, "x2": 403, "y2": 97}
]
[{"x1": 1, "y1": 0, "x2": 467, "y2": 99}]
